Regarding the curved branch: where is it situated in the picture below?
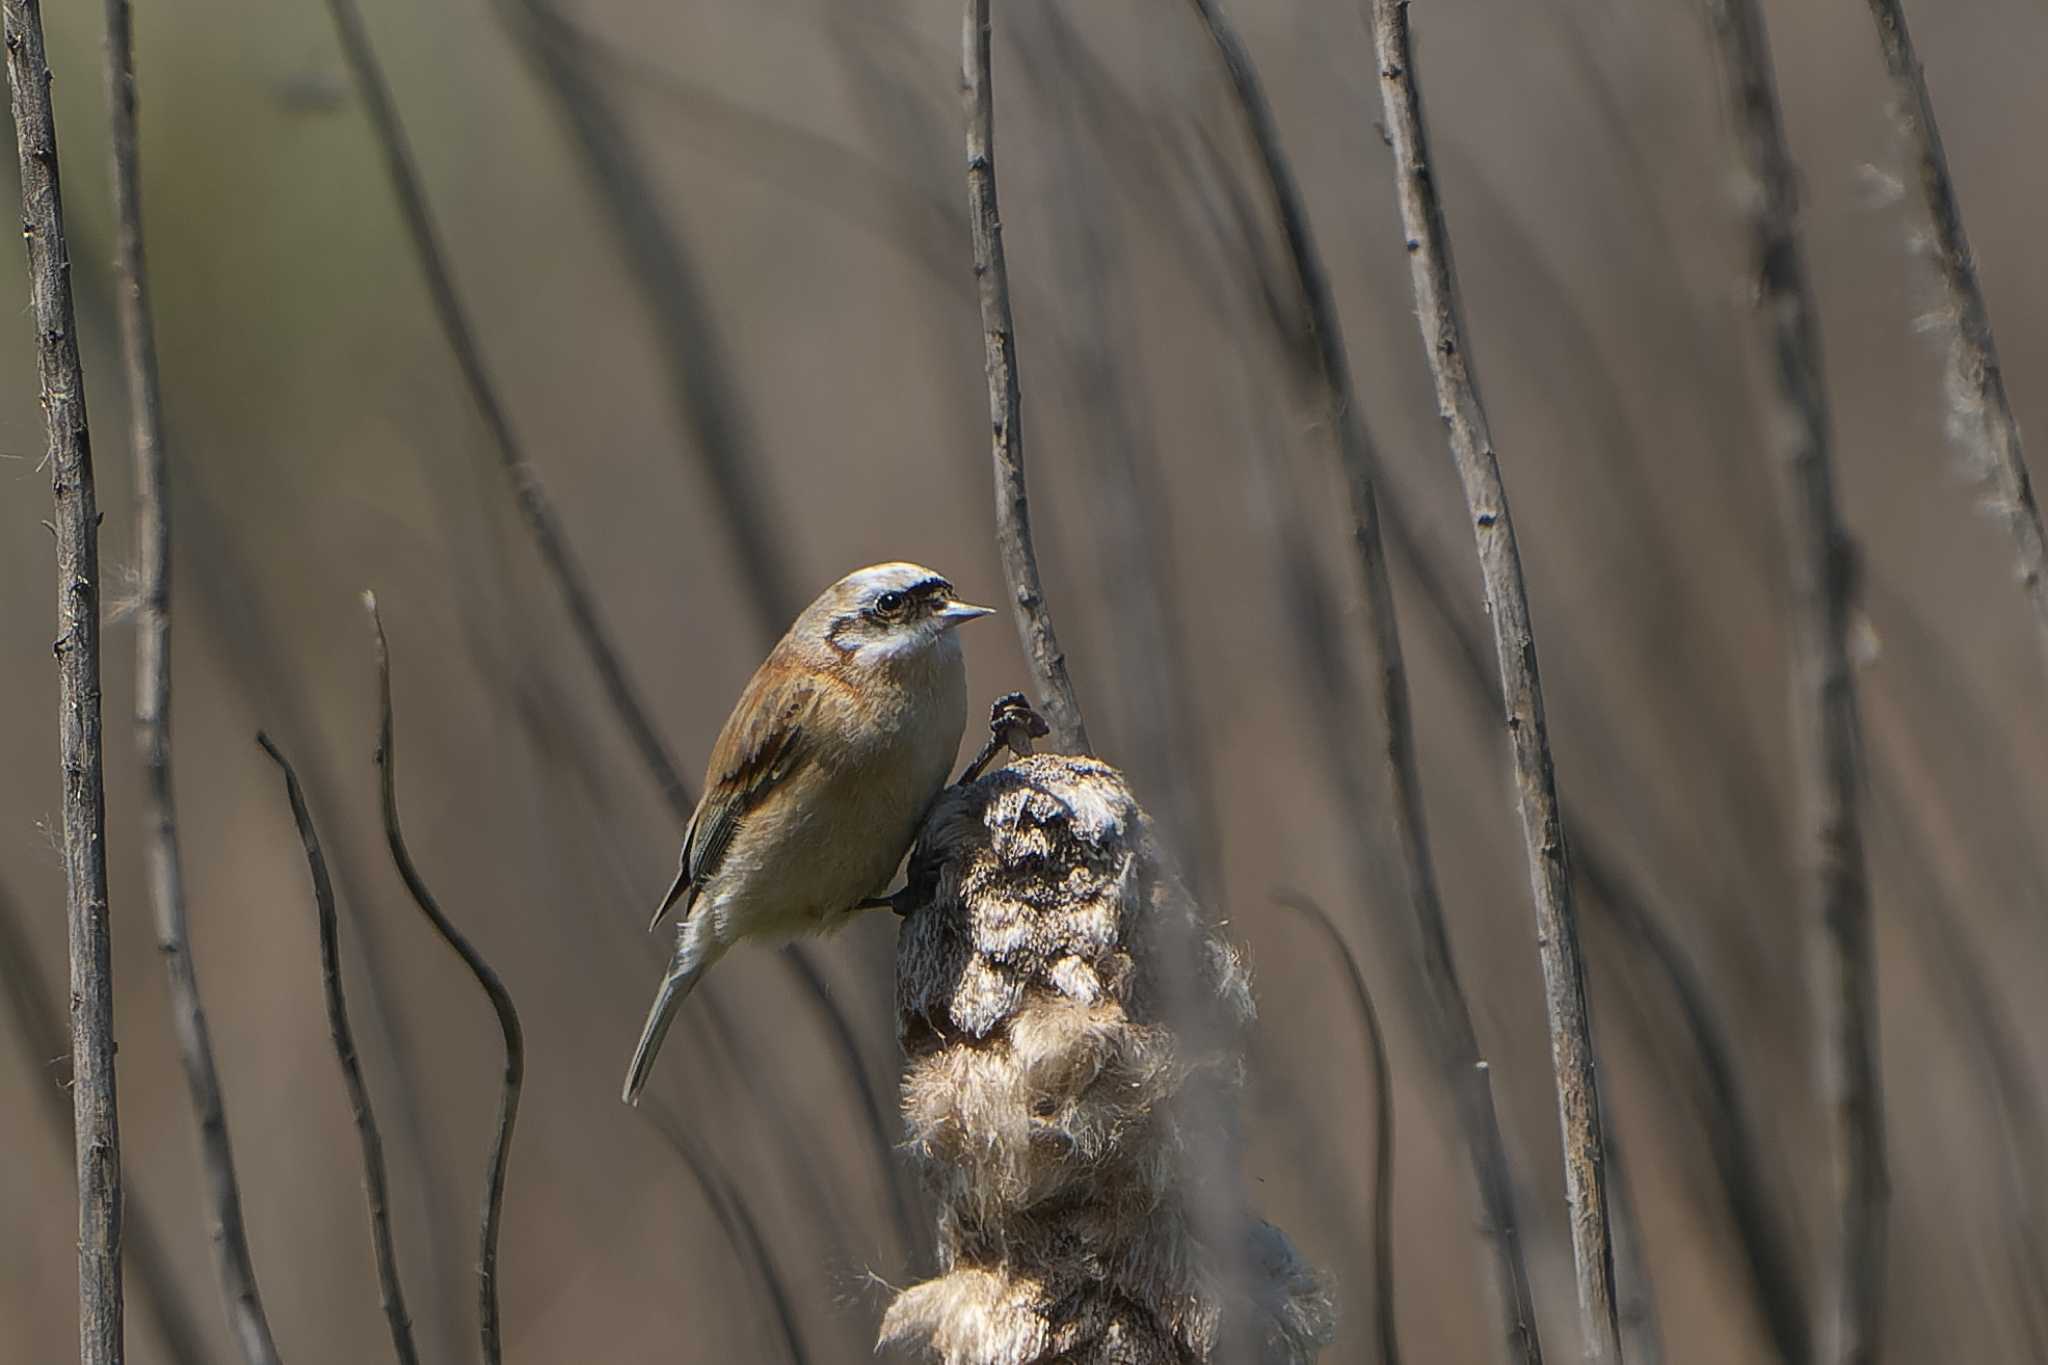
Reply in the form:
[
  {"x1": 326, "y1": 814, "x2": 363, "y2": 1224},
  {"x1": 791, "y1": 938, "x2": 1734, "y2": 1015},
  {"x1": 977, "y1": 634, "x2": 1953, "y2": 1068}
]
[
  {"x1": 1366, "y1": 2, "x2": 1620, "y2": 1358},
  {"x1": 258, "y1": 733, "x2": 419, "y2": 1365},
  {"x1": 367, "y1": 597, "x2": 526, "y2": 1365},
  {"x1": 962, "y1": 0, "x2": 1091, "y2": 754}
]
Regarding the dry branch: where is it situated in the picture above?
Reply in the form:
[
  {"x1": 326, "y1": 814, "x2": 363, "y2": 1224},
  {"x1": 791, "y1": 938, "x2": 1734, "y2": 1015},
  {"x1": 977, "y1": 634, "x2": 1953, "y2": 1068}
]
[
  {"x1": 1696, "y1": 4, "x2": 1887, "y2": 1361},
  {"x1": 882, "y1": 755, "x2": 1333, "y2": 1363},
  {"x1": 0, "y1": 878, "x2": 209, "y2": 1365},
  {"x1": 258, "y1": 734, "x2": 419, "y2": 1365},
  {"x1": 1861, "y1": 0, "x2": 2048, "y2": 684},
  {"x1": 1374, "y1": 476, "x2": 1809, "y2": 1365},
  {"x1": 320, "y1": 0, "x2": 693, "y2": 818},
  {"x1": 1182, "y1": 3, "x2": 1543, "y2": 1358},
  {"x1": 2, "y1": 3, "x2": 124, "y2": 1359},
  {"x1": 1365, "y1": 3, "x2": 1620, "y2": 1359},
  {"x1": 962, "y1": 0, "x2": 1091, "y2": 754},
  {"x1": 368, "y1": 598, "x2": 526, "y2": 1365},
  {"x1": 104, "y1": 7, "x2": 282, "y2": 1361}
]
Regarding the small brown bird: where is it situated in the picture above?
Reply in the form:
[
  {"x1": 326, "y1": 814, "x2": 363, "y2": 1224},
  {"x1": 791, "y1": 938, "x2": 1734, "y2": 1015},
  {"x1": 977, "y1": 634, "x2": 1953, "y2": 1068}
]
[{"x1": 623, "y1": 562, "x2": 994, "y2": 1103}]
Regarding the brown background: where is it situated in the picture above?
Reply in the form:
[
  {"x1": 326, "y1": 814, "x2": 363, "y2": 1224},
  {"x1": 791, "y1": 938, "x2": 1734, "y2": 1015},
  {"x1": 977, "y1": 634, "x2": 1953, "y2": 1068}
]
[{"x1": 2, "y1": 0, "x2": 2044, "y2": 1361}]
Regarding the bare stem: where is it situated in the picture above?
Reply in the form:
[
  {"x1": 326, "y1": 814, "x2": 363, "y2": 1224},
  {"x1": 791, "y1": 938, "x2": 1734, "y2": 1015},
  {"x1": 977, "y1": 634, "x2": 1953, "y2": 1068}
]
[
  {"x1": 0, "y1": 878, "x2": 209, "y2": 1365},
  {"x1": 1183, "y1": 2, "x2": 1542, "y2": 1358},
  {"x1": 962, "y1": 0, "x2": 1091, "y2": 754},
  {"x1": 1366, "y1": 3, "x2": 1620, "y2": 1359},
  {"x1": 104, "y1": 7, "x2": 282, "y2": 1362},
  {"x1": 1374, "y1": 492, "x2": 1809, "y2": 1365},
  {"x1": 3, "y1": 3, "x2": 124, "y2": 1359},
  {"x1": 319, "y1": 0, "x2": 693, "y2": 819},
  {"x1": 257, "y1": 733, "x2": 420, "y2": 1365},
  {"x1": 367, "y1": 597, "x2": 526, "y2": 1365},
  {"x1": 1696, "y1": 4, "x2": 1887, "y2": 1362},
  {"x1": 1861, "y1": 0, "x2": 2048, "y2": 685},
  {"x1": 1277, "y1": 893, "x2": 1402, "y2": 1365}
]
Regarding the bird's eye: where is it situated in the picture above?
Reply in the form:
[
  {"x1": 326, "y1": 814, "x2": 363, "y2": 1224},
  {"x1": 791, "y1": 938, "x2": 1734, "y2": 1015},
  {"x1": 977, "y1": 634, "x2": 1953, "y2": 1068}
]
[{"x1": 875, "y1": 590, "x2": 907, "y2": 617}]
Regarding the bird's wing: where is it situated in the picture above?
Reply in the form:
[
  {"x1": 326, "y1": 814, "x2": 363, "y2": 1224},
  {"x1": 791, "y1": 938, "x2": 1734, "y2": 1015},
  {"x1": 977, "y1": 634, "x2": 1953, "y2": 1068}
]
[{"x1": 656, "y1": 665, "x2": 823, "y2": 926}]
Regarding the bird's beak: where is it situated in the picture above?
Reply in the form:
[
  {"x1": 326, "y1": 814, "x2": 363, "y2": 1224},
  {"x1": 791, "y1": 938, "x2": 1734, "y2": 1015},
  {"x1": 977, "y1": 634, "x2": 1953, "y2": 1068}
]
[{"x1": 937, "y1": 600, "x2": 996, "y2": 629}]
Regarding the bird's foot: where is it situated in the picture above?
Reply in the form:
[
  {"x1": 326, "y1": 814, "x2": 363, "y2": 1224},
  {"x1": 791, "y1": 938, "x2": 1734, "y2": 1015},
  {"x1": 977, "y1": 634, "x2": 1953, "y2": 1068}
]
[{"x1": 855, "y1": 888, "x2": 918, "y2": 917}]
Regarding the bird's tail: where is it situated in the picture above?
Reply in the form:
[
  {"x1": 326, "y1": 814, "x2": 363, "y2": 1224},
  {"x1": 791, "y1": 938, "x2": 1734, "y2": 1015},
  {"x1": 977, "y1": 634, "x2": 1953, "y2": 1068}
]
[{"x1": 622, "y1": 917, "x2": 726, "y2": 1105}]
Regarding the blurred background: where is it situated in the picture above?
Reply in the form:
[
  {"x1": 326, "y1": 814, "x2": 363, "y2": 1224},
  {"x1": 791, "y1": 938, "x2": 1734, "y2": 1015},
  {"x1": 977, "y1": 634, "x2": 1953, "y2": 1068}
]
[{"x1": 3, "y1": 0, "x2": 2046, "y2": 1360}]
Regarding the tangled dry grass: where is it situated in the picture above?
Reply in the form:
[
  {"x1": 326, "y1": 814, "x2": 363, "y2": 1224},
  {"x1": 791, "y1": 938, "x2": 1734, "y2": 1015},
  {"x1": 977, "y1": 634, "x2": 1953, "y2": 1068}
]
[{"x1": 881, "y1": 754, "x2": 1335, "y2": 1364}]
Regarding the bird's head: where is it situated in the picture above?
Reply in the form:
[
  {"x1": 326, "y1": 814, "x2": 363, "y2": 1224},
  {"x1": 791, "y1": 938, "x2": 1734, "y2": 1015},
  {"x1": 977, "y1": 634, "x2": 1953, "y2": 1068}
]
[{"x1": 804, "y1": 562, "x2": 995, "y2": 669}]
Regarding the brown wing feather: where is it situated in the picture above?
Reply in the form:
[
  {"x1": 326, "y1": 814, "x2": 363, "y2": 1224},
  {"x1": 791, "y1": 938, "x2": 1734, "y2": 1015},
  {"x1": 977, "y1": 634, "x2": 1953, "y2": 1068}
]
[{"x1": 650, "y1": 659, "x2": 823, "y2": 928}]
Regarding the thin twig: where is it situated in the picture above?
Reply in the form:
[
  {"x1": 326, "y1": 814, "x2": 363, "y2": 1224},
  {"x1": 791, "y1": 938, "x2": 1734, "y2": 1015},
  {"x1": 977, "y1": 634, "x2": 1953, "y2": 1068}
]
[
  {"x1": 962, "y1": 0, "x2": 1091, "y2": 754},
  {"x1": 1696, "y1": 4, "x2": 1887, "y2": 1361},
  {"x1": 0, "y1": 878, "x2": 209, "y2": 1365},
  {"x1": 3, "y1": 3, "x2": 124, "y2": 1359},
  {"x1": 1366, "y1": 3, "x2": 1621, "y2": 1359},
  {"x1": 257, "y1": 733, "x2": 419, "y2": 1365},
  {"x1": 104, "y1": 8, "x2": 282, "y2": 1362},
  {"x1": 1183, "y1": 3, "x2": 1542, "y2": 1358},
  {"x1": 1861, "y1": 0, "x2": 2048, "y2": 684},
  {"x1": 367, "y1": 596, "x2": 526, "y2": 1365},
  {"x1": 1275, "y1": 893, "x2": 1401, "y2": 1365},
  {"x1": 319, "y1": 0, "x2": 693, "y2": 819}
]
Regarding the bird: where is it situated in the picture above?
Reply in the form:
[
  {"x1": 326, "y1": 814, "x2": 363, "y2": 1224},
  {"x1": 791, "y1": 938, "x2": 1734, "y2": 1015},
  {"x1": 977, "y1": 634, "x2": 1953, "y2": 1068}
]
[{"x1": 622, "y1": 562, "x2": 995, "y2": 1104}]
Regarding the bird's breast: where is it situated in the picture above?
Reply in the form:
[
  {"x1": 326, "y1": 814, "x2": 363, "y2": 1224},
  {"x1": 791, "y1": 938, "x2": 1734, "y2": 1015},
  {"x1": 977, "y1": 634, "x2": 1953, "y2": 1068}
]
[{"x1": 705, "y1": 644, "x2": 966, "y2": 936}]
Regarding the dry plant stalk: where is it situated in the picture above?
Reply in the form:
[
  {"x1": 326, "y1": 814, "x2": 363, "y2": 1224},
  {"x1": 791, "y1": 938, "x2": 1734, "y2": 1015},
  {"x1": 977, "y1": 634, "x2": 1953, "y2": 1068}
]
[
  {"x1": 880, "y1": 755, "x2": 1333, "y2": 1364},
  {"x1": 1376, "y1": 496, "x2": 1808, "y2": 1363},
  {"x1": 1365, "y1": 3, "x2": 1621, "y2": 1360},
  {"x1": 103, "y1": 5, "x2": 283, "y2": 1361},
  {"x1": 963, "y1": 0, "x2": 1092, "y2": 754},
  {"x1": 2, "y1": 3, "x2": 124, "y2": 1360},
  {"x1": 1862, "y1": 0, "x2": 2048, "y2": 682},
  {"x1": 370, "y1": 598, "x2": 526, "y2": 1365},
  {"x1": 1696, "y1": 4, "x2": 1886, "y2": 1363},
  {"x1": 258, "y1": 734, "x2": 420, "y2": 1365},
  {"x1": 0, "y1": 880, "x2": 209, "y2": 1365},
  {"x1": 1180, "y1": 4, "x2": 1543, "y2": 1356}
]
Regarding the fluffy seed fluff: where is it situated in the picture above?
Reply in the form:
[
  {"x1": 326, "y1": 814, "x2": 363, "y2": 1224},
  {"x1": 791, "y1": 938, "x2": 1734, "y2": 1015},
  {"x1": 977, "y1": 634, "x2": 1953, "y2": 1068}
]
[{"x1": 880, "y1": 754, "x2": 1335, "y2": 1364}]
